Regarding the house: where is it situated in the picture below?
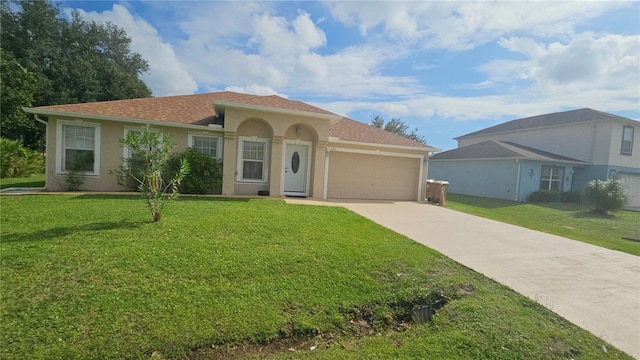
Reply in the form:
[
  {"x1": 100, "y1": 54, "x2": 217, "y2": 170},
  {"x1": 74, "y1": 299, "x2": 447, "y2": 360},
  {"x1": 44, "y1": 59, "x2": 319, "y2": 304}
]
[
  {"x1": 429, "y1": 108, "x2": 640, "y2": 207},
  {"x1": 24, "y1": 91, "x2": 438, "y2": 201}
]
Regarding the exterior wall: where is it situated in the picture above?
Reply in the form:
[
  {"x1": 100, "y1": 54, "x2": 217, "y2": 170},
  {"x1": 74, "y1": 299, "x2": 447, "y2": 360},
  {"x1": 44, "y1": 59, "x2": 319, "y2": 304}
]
[
  {"x1": 458, "y1": 123, "x2": 598, "y2": 162},
  {"x1": 607, "y1": 121, "x2": 640, "y2": 168},
  {"x1": 428, "y1": 159, "x2": 519, "y2": 201},
  {"x1": 429, "y1": 159, "x2": 577, "y2": 202},
  {"x1": 458, "y1": 119, "x2": 640, "y2": 168},
  {"x1": 45, "y1": 117, "x2": 221, "y2": 192},
  {"x1": 221, "y1": 107, "x2": 330, "y2": 199},
  {"x1": 573, "y1": 164, "x2": 640, "y2": 190}
]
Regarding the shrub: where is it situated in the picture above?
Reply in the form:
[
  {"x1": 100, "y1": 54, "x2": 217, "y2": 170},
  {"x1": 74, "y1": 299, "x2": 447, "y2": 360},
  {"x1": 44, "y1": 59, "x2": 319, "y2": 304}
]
[
  {"x1": 560, "y1": 190, "x2": 582, "y2": 203},
  {"x1": 0, "y1": 138, "x2": 44, "y2": 178},
  {"x1": 166, "y1": 148, "x2": 222, "y2": 194},
  {"x1": 527, "y1": 190, "x2": 559, "y2": 203},
  {"x1": 110, "y1": 154, "x2": 146, "y2": 191},
  {"x1": 63, "y1": 151, "x2": 94, "y2": 191},
  {"x1": 119, "y1": 125, "x2": 189, "y2": 222},
  {"x1": 583, "y1": 179, "x2": 628, "y2": 214}
]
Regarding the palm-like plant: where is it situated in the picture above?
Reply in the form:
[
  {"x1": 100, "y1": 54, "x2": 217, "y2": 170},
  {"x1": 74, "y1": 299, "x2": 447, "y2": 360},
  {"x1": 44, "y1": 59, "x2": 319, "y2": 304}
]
[
  {"x1": 120, "y1": 125, "x2": 189, "y2": 222},
  {"x1": 583, "y1": 179, "x2": 628, "y2": 214}
]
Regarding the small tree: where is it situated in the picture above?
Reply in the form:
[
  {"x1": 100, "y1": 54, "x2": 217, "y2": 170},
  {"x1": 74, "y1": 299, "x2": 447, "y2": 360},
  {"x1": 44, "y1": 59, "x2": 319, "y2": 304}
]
[
  {"x1": 583, "y1": 179, "x2": 628, "y2": 214},
  {"x1": 120, "y1": 125, "x2": 189, "y2": 222}
]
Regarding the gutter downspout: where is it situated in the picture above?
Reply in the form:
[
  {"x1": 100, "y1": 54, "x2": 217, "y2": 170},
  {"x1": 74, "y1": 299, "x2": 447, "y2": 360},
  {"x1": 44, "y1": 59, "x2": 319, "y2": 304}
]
[
  {"x1": 417, "y1": 155, "x2": 425, "y2": 201},
  {"x1": 514, "y1": 159, "x2": 521, "y2": 202},
  {"x1": 35, "y1": 114, "x2": 48, "y2": 191},
  {"x1": 323, "y1": 149, "x2": 330, "y2": 200}
]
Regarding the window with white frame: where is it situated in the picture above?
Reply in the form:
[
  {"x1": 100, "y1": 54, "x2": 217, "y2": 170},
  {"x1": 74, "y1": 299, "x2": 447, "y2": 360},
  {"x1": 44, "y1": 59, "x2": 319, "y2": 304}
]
[
  {"x1": 621, "y1": 125, "x2": 634, "y2": 155},
  {"x1": 56, "y1": 122, "x2": 100, "y2": 175},
  {"x1": 237, "y1": 137, "x2": 269, "y2": 182},
  {"x1": 122, "y1": 127, "x2": 163, "y2": 160},
  {"x1": 123, "y1": 128, "x2": 142, "y2": 159},
  {"x1": 540, "y1": 166, "x2": 563, "y2": 191},
  {"x1": 188, "y1": 134, "x2": 221, "y2": 160}
]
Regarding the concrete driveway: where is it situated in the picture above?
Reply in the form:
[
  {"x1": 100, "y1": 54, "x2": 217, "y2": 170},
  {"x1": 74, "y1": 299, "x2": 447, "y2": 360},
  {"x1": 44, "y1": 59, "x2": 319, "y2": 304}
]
[{"x1": 289, "y1": 200, "x2": 640, "y2": 358}]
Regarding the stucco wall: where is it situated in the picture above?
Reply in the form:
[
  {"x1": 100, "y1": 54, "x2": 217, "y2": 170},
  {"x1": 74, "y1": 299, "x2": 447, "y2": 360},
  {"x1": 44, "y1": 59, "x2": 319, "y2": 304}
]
[
  {"x1": 221, "y1": 107, "x2": 329, "y2": 199},
  {"x1": 45, "y1": 117, "x2": 222, "y2": 192},
  {"x1": 428, "y1": 159, "x2": 519, "y2": 201}
]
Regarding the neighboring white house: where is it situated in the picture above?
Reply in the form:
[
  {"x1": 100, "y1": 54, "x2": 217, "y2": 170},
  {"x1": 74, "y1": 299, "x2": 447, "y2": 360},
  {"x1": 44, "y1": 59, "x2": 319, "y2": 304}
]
[{"x1": 429, "y1": 108, "x2": 640, "y2": 208}]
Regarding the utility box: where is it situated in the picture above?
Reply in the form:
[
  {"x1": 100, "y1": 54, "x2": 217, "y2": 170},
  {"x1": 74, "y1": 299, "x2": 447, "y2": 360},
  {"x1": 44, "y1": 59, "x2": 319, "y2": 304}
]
[{"x1": 426, "y1": 180, "x2": 449, "y2": 204}]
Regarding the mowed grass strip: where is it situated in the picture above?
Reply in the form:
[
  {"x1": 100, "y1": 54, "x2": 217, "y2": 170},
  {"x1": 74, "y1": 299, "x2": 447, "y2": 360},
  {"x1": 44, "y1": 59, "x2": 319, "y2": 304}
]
[
  {"x1": 0, "y1": 195, "x2": 631, "y2": 359},
  {"x1": 0, "y1": 174, "x2": 45, "y2": 189},
  {"x1": 445, "y1": 193, "x2": 640, "y2": 256}
]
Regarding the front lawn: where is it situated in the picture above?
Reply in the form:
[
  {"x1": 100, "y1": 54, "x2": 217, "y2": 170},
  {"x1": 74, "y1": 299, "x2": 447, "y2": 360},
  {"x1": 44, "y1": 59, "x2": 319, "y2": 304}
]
[
  {"x1": 0, "y1": 174, "x2": 45, "y2": 189},
  {"x1": 445, "y1": 193, "x2": 640, "y2": 256},
  {"x1": 0, "y1": 195, "x2": 630, "y2": 359}
]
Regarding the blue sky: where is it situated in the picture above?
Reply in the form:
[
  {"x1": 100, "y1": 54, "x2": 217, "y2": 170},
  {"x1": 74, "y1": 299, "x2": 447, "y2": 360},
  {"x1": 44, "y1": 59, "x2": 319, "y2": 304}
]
[{"x1": 62, "y1": 1, "x2": 639, "y2": 151}]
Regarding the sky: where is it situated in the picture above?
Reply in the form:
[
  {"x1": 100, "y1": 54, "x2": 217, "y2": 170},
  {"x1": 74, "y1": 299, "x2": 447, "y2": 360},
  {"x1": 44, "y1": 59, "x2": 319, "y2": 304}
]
[{"x1": 60, "y1": 1, "x2": 639, "y2": 151}]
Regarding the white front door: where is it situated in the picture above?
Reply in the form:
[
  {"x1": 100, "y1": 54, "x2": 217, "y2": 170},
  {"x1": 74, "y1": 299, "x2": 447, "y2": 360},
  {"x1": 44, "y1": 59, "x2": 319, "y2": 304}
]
[{"x1": 284, "y1": 143, "x2": 309, "y2": 195}]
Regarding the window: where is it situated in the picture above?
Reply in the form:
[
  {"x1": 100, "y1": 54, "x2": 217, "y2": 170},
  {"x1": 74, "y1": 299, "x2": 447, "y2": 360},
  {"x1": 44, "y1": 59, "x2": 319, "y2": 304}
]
[
  {"x1": 237, "y1": 137, "x2": 269, "y2": 182},
  {"x1": 123, "y1": 128, "x2": 142, "y2": 159},
  {"x1": 621, "y1": 125, "x2": 634, "y2": 155},
  {"x1": 188, "y1": 134, "x2": 221, "y2": 160},
  {"x1": 123, "y1": 127, "x2": 163, "y2": 160},
  {"x1": 56, "y1": 121, "x2": 100, "y2": 175},
  {"x1": 540, "y1": 166, "x2": 563, "y2": 191}
]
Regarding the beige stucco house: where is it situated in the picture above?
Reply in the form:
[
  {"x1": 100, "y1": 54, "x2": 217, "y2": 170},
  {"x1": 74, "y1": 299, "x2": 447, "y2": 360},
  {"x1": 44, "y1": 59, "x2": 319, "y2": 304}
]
[{"x1": 24, "y1": 92, "x2": 438, "y2": 200}]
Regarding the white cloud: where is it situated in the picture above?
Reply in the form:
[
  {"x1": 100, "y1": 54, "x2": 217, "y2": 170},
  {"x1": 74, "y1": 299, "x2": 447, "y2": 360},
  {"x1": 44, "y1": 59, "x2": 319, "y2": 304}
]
[
  {"x1": 172, "y1": 2, "x2": 419, "y2": 100},
  {"x1": 71, "y1": 4, "x2": 198, "y2": 97},
  {"x1": 325, "y1": 1, "x2": 629, "y2": 50},
  {"x1": 482, "y1": 34, "x2": 640, "y2": 93},
  {"x1": 224, "y1": 84, "x2": 288, "y2": 98}
]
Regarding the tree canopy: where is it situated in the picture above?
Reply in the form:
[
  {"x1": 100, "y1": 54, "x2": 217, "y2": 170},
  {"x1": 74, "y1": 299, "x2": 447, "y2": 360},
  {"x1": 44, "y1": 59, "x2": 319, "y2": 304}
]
[
  {"x1": 371, "y1": 116, "x2": 426, "y2": 144},
  {"x1": 1, "y1": 0, "x2": 152, "y2": 149}
]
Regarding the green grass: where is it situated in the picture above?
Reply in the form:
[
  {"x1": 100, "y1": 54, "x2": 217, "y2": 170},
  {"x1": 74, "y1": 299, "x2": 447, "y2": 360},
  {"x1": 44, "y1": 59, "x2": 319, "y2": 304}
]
[
  {"x1": 0, "y1": 195, "x2": 631, "y2": 359},
  {"x1": 0, "y1": 174, "x2": 45, "y2": 189},
  {"x1": 445, "y1": 193, "x2": 640, "y2": 256}
]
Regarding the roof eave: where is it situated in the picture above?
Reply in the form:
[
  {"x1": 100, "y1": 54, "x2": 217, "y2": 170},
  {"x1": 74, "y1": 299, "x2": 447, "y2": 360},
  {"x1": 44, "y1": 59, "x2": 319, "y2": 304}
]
[
  {"x1": 456, "y1": 114, "x2": 640, "y2": 139},
  {"x1": 329, "y1": 137, "x2": 440, "y2": 152},
  {"x1": 429, "y1": 156, "x2": 587, "y2": 165},
  {"x1": 22, "y1": 107, "x2": 224, "y2": 131},
  {"x1": 213, "y1": 100, "x2": 341, "y2": 121}
]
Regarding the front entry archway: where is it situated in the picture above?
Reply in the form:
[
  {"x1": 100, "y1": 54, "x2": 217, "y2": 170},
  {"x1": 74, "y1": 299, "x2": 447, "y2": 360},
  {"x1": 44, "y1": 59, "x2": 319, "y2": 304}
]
[{"x1": 282, "y1": 141, "x2": 311, "y2": 196}]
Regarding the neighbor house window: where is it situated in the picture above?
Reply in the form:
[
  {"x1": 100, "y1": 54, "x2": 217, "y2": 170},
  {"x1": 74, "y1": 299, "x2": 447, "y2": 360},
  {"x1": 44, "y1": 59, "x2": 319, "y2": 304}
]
[
  {"x1": 621, "y1": 125, "x2": 634, "y2": 155},
  {"x1": 56, "y1": 121, "x2": 101, "y2": 175},
  {"x1": 540, "y1": 166, "x2": 563, "y2": 191},
  {"x1": 188, "y1": 134, "x2": 222, "y2": 160},
  {"x1": 237, "y1": 137, "x2": 269, "y2": 182}
]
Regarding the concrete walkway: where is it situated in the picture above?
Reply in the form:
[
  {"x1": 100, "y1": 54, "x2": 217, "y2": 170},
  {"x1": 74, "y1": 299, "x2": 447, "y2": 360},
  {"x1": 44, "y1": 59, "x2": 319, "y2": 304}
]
[{"x1": 287, "y1": 199, "x2": 640, "y2": 358}]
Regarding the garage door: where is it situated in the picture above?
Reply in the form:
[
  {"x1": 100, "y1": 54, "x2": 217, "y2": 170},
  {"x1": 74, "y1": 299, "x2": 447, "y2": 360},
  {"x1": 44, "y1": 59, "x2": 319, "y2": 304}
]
[
  {"x1": 619, "y1": 174, "x2": 640, "y2": 208},
  {"x1": 327, "y1": 152, "x2": 420, "y2": 200}
]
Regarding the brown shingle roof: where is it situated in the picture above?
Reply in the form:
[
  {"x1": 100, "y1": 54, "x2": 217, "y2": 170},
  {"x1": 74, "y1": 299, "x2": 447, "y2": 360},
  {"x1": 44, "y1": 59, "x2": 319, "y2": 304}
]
[
  {"x1": 29, "y1": 91, "x2": 334, "y2": 125},
  {"x1": 28, "y1": 91, "x2": 436, "y2": 149},
  {"x1": 329, "y1": 117, "x2": 436, "y2": 149}
]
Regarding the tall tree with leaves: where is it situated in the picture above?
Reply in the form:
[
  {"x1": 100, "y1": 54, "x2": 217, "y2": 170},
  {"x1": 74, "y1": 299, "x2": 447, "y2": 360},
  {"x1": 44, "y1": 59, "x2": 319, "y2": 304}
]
[
  {"x1": 0, "y1": 49, "x2": 42, "y2": 148},
  {"x1": 1, "y1": 0, "x2": 152, "y2": 149},
  {"x1": 371, "y1": 115, "x2": 426, "y2": 144}
]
